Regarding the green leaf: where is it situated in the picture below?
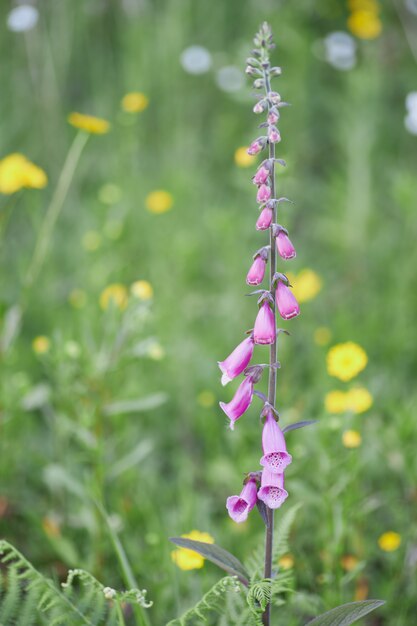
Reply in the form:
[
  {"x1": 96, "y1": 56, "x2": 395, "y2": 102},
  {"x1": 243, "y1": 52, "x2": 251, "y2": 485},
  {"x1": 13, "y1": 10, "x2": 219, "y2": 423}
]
[
  {"x1": 283, "y1": 420, "x2": 317, "y2": 434},
  {"x1": 103, "y1": 392, "x2": 168, "y2": 415},
  {"x1": 306, "y1": 600, "x2": 385, "y2": 626},
  {"x1": 169, "y1": 538, "x2": 250, "y2": 586}
]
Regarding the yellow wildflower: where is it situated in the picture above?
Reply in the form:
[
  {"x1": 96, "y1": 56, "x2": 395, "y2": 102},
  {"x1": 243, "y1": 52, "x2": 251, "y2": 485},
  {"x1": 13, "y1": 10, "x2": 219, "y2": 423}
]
[
  {"x1": 99, "y1": 284, "x2": 128, "y2": 311},
  {"x1": 131, "y1": 280, "x2": 153, "y2": 300},
  {"x1": 314, "y1": 326, "x2": 332, "y2": 346},
  {"x1": 145, "y1": 190, "x2": 173, "y2": 214},
  {"x1": 325, "y1": 390, "x2": 348, "y2": 414},
  {"x1": 69, "y1": 288, "x2": 87, "y2": 309},
  {"x1": 325, "y1": 386, "x2": 373, "y2": 415},
  {"x1": 327, "y1": 342, "x2": 368, "y2": 382},
  {"x1": 378, "y1": 531, "x2": 401, "y2": 552},
  {"x1": 121, "y1": 92, "x2": 149, "y2": 113},
  {"x1": 348, "y1": 10, "x2": 382, "y2": 39},
  {"x1": 0, "y1": 153, "x2": 47, "y2": 194},
  {"x1": 288, "y1": 269, "x2": 322, "y2": 303},
  {"x1": 171, "y1": 530, "x2": 214, "y2": 571},
  {"x1": 147, "y1": 342, "x2": 165, "y2": 360},
  {"x1": 32, "y1": 336, "x2": 50, "y2": 354},
  {"x1": 23, "y1": 162, "x2": 47, "y2": 189},
  {"x1": 82, "y1": 231, "x2": 102, "y2": 251},
  {"x1": 340, "y1": 554, "x2": 359, "y2": 571},
  {"x1": 346, "y1": 387, "x2": 373, "y2": 414},
  {"x1": 68, "y1": 112, "x2": 110, "y2": 134},
  {"x1": 342, "y1": 430, "x2": 362, "y2": 448},
  {"x1": 197, "y1": 390, "x2": 215, "y2": 408},
  {"x1": 234, "y1": 146, "x2": 255, "y2": 168},
  {"x1": 278, "y1": 554, "x2": 294, "y2": 570}
]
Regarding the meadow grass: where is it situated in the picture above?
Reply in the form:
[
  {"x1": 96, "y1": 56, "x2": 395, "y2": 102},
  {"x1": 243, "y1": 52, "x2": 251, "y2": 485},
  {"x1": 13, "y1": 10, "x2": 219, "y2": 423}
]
[{"x1": 1, "y1": 0, "x2": 417, "y2": 623}]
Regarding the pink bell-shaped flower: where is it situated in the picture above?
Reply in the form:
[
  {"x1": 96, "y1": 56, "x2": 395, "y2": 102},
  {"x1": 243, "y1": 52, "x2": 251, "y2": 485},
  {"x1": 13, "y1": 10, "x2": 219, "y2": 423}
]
[
  {"x1": 256, "y1": 206, "x2": 273, "y2": 231},
  {"x1": 226, "y1": 476, "x2": 258, "y2": 523},
  {"x1": 257, "y1": 468, "x2": 288, "y2": 509},
  {"x1": 253, "y1": 166, "x2": 270, "y2": 185},
  {"x1": 218, "y1": 336, "x2": 254, "y2": 386},
  {"x1": 276, "y1": 280, "x2": 300, "y2": 320},
  {"x1": 253, "y1": 301, "x2": 276, "y2": 345},
  {"x1": 246, "y1": 255, "x2": 266, "y2": 286},
  {"x1": 260, "y1": 411, "x2": 292, "y2": 473},
  {"x1": 256, "y1": 184, "x2": 271, "y2": 204},
  {"x1": 219, "y1": 376, "x2": 254, "y2": 430},
  {"x1": 276, "y1": 230, "x2": 296, "y2": 260}
]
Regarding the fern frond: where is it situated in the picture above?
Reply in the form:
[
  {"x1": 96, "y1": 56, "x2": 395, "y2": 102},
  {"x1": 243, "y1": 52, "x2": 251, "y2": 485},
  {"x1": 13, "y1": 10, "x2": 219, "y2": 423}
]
[
  {"x1": 0, "y1": 541, "x2": 90, "y2": 625},
  {"x1": 271, "y1": 503, "x2": 302, "y2": 562},
  {"x1": 166, "y1": 576, "x2": 242, "y2": 625},
  {"x1": 0, "y1": 541, "x2": 152, "y2": 626},
  {"x1": 246, "y1": 571, "x2": 293, "y2": 625},
  {"x1": 245, "y1": 503, "x2": 302, "y2": 579}
]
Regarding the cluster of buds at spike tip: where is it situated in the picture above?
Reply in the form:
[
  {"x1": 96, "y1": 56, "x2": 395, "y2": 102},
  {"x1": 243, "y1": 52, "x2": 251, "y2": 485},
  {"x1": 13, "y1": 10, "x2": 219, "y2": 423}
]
[{"x1": 218, "y1": 22, "x2": 301, "y2": 523}]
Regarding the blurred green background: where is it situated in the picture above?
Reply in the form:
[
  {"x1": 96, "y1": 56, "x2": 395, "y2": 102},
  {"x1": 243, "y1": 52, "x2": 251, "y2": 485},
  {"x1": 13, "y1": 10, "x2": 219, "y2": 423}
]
[{"x1": 1, "y1": 0, "x2": 417, "y2": 623}]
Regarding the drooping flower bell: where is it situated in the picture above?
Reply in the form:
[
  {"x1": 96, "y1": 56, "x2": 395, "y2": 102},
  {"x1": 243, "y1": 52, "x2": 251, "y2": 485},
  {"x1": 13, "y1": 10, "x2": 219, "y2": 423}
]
[
  {"x1": 253, "y1": 299, "x2": 276, "y2": 345},
  {"x1": 253, "y1": 100, "x2": 265, "y2": 114},
  {"x1": 219, "y1": 375, "x2": 254, "y2": 429},
  {"x1": 226, "y1": 475, "x2": 258, "y2": 523},
  {"x1": 246, "y1": 256, "x2": 266, "y2": 286},
  {"x1": 267, "y1": 108, "x2": 279, "y2": 125},
  {"x1": 275, "y1": 277, "x2": 300, "y2": 320},
  {"x1": 257, "y1": 468, "x2": 288, "y2": 509},
  {"x1": 253, "y1": 166, "x2": 270, "y2": 185},
  {"x1": 260, "y1": 410, "x2": 292, "y2": 473},
  {"x1": 274, "y1": 226, "x2": 296, "y2": 260},
  {"x1": 268, "y1": 126, "x2": 281, "y2": 144},
  {"x1": 246, "y1": 247, "x2": 268, "y2": 286},
  {"x1": 256, "y1": 205, "x2": 273, "y2": 231},
  {"x1": 218, "y1": 335, "x2": 254, "y2": 386},
  {"x1": 256, "y1": 184, "x2": 271, "y2": 204},
  {"x1": 247, "y1": 138, "x2": 266, "y2": 155}
]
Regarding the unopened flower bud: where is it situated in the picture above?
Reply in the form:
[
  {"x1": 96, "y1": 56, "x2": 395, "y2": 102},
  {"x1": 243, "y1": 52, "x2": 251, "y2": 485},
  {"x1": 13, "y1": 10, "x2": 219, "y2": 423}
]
[
  {"x1": 276, "y1": 230, "x2": 296, "y2": 260},
  {"x1": 246, "y1": 255, "x2": 266, "y2": 286},
  {"x1": 268, "y1": 91, "x2": 281, "y2": 105},
  {"x1": 256, "y1": 184, "x2": 271, "y2": 203},
  {"x1": 247, "y1": 138, "x2": 265, "y2": 155},
  {"x1": 270, "y1": 66, "x2": 282, "y2": 76},
  {"x1": 253, "y1": 166, "x2": 270, "y2": 185},
  {"x1": 267, "y1": 109, "x2": 279, "y2": 125},
  {"x1": 256, "y1": 206, "x2": 273, "y2": 230},
  {"x1": 253, "y1": 101, "x2": 265, "y2": 114},
  {"x1": 253, "y1": 301, "x2": 276, "y2": 345},
  {"x1": 276, "y1": 280, "x2": 300, "y2": 320},
  {"x1": 268, "y1": 126, "x2": 281, "y2": 144},
  {"x1": 253, "y1": 78, "x2": 265, "y2": 89}
]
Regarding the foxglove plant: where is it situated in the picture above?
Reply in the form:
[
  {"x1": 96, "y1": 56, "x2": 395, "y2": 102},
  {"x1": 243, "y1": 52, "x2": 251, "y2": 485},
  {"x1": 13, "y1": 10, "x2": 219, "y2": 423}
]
[
  {"x1": 217, "y1": 22, "x2": 299, "y2": 625},
  {"x1": 170, "y1": 23, "x2": 384, "y2": 626}
]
